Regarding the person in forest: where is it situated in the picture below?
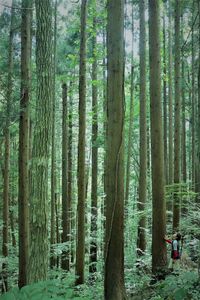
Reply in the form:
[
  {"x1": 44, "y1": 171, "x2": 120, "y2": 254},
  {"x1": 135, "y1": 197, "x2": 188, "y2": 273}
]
[{"x1": 164, "y1": 233, "x2": 182, "y2": 270}]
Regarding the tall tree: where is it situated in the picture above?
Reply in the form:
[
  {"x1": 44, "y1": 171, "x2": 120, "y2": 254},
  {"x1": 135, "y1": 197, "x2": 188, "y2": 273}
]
[
  {"x1": 104, "y1": 0, "x2": 126, "y2": 299},
  {"x1": 191, "y1": 2, "x2": 196, "y2": 188},
  {"x1": 197, "y1": 0, "x2": 200, "y2": 196},
  {"x1": 2, "y1": 2, "x2": 15, "y2": 292},
  {"x1": 168, "y1": 0, "x2": 173, "y2": 184},
  {"x1": 163, "y1": 9, "x2": 168, "y2": 184},
  {"x1": 125, "y1": 4, "x2": 134, "y2": 208},
  {"x1": 149, "y1": 0, "x2": 167, "y2": 274},
  {"x1": 27, "y1": 0, "x2": 53, "y2": 283},
  {"x1": 137, "y1": 0, "x2": 147, "y2": 256},
  {"x1": 181, "y1": 17, "x2": 187, "y2": 183},
  {"x1": 173, "y1": 0, "x2": 181, "y2": 231},
  {"x1": 75, "y1": 0, "x2": 87, "y2": 285},
  {"x1": 18, "y1": 0, "x2": 32, "y2": 288},
  {"x1": 50, "y1": 0, "x2": 57, "y2": 269},
  {"x1": 89, "y1": 0, "x2": 98, "y2": 275},
  {"x1": 61, "y1": 83, "x2": 69, "y2": 270}
]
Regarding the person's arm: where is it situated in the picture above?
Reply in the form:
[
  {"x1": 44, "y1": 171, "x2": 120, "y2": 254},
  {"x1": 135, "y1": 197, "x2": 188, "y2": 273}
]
[{"x1": 164, "y1": 235, "x2": 172, "y2": 244}]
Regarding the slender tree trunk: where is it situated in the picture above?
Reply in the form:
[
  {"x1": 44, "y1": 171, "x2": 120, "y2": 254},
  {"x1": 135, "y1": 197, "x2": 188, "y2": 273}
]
[
  {"x1": 50, "y1": 0, "x2": 57, "y2": 269},
  {"x1": 104, "y1": 0, "x2": 126, "y2": 299},
  {"x1": 68, "y1": 82, "x2": 73, "y2": 263},
  {"x1": 61, "y1": 83, "x2": 70, "y2": 271},
  {"x1": 173, "y1": 0, "x2": 181, "y2": 232},
  {"x1": 149, "y1": 0, "x2": 167, "y2": 275},
  {"x1": 89, "y1": 3, "x2": 98, "y2": 274},
  {"x1": 181, "y1": 19, "x2": 187, "y2": 183},
  {"x1": 163, "y1": 11, "x2": 168, "y2": 184},
  {"x1": 137, "y1": 0, "x2": 147, "y2": 256},
  {"x1": 27, "y1": 0, "x2": 53, "y2": 283},
  {"x1": 196, "y1": 0, "x2": 200, "y2": 197},
  {"x1": 2, "y1": 2, "x2": 15, "y2": 292},
  {"x1": 191, "y1": 4, "x2": 196, "y2": 189},
  {"x1": 125, "y1": 5, "x2": 134, "y2": 209},
  {"x1": 75, "y1": 0, "x2": 87, "y2": 285},
  {"x1": 18, "y1": 0, "x2": 32, "y2": 288},
  {"x1": 168, "y1": 0, "x2": 173, "y2": 184}
]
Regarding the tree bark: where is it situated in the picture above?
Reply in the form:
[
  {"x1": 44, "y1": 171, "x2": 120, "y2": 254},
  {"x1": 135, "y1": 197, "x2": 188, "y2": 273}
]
[
  {"x1": 27, "y1": 0, "x2": 53, "y2": 283},
  {"x1": 173, "y1": 0, "x2": 181, "y2": 232},
  {"x1": 149, "y1": 0, "x2": 167, "y2": 275},
  {"x1": 18, "y1": 0, "x2": 32, "y2": 288},
  {"x1": 89, "y1": 2, "x2": 98, "y2": 274},
  {"x1": 2, "y1": 1, "x2": 15, "y2": 292},
  {"x1": 75, "y1": 0, "x2": 87, "y2": 285},
  {"x1": 163, "y1": 11, "x2": 168, "y2": 184},
  {"x1": 168, "y1": 0, "x2": 173, "y2": 184},
  {"x1": 104, "y1": 0, "x2": 126, "y2": 299},
  {"x1": 50, "y1": 0, "x2": 58, "y2": 269},
  {"x1": 61, "y1": 83, "x2": 70, "y2": 271},
  {"x1": 137, "y1": 0, "x2": 147, "y2": 256},
  {"x1": 125, "y1": 5, "x2": 134, "y2": 209}
]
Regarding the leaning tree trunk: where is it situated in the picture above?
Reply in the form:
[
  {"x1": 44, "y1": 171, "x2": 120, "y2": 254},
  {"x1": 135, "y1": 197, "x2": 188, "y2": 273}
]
[
  {"x1": 104, "y1": 0, "x2": 126, "y2": 299},
  {"x1": 137, "y1": 0, "x2": 147, "y2": 256},
  {"x1": 173, "y1": 0, "x2": 181, "y2": 232},
  {"x1": 75, "y1": 0, "x2": 87, "y2": 285},
  {"x1": 2, "y1": 2, "x2": 15, "y2": 292},
  {"x1": 27, "y1": 0, "x2": 53, "y2": 283},
  {"x1": 149, "y1": 0, "x2": 167, "y2": 275},
  {"x1": 18, "y1": 0, "x2": 32, "y2": 288}
]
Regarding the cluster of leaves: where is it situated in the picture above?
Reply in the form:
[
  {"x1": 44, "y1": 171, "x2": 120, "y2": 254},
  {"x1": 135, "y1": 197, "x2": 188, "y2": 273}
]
[
  {"x1": 0, "y1": 275, "x2": 103, "y2": 300},
  {"x1": 150, "y1": 271, "x2": 200, "y2": 300}
]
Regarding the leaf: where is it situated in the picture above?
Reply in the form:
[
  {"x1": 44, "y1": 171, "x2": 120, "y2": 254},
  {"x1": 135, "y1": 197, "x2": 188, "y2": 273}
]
[{"x1": 173, "y1": 288, "x2": 187, "y2": 300}]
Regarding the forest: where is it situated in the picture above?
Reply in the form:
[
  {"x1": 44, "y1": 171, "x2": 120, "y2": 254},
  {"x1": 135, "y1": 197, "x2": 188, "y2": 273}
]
[{"x1": 0, "y1": 0, "x2": 200, "y2": 299}]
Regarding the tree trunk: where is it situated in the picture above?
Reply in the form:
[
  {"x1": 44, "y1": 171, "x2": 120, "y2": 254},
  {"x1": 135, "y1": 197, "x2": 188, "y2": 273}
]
[
  {"x1": 61, "y1": 83, "x2": 70, "y2": 271},
  {"x1": 89, "y1": 3, "x2": 98, "y2": 274},
  {"x1": 173, "y1": 0, "x2": 181, "y2": 232},
  {"x1": 163, "y1": 11, "x2": 168, "y2": 184},
  {"x1": 104, "y1": 0, "x2": 126, "y2": 299},
  {"x1": 191, "y1": 4, "x2": 196, "y2": 189},
  {"x1": 181, "y1": 58, "x2": 187, "y2": 183},
  {"x1": 168, "y1": 0, "x2": 173, "y2": 185},
  {"x1": 27, "y1": 0, "x2": 53, "y2": 283},
  {"x1": 50, "y1": 0, "x2": 58, "y2": 269},
  {"x1": 137, "y1": 0, "x2": 147, "y2": 256},
  {"x1": 68, "y1": 82, "x2": 73, "y2": 264},
  {"x1": 125, "y1": 6, "x2": 134, "y2": 209},
  {"x1": 2, "y1": 2, "x2": 15, "y2": 292},
  {"x1": 196, "y1": 0, "x2": 200, "y2": 197},
  {"x1": 75, "y1": 0, "x2": 87, "y2": 285},
  {"x1": 149, "y1": 0, "x2": 167, "y2": 275},
  {"x1": 18, "y1": 0, "x2": 32, "y2": 288}
]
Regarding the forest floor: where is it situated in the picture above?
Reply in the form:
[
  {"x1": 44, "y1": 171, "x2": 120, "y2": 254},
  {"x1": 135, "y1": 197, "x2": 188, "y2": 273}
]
[{"x1": 128, "y1": 254, "x2": 199, "y2": 300}]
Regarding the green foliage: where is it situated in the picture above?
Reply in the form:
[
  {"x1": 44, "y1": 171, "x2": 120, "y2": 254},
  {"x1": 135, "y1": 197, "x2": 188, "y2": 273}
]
[
  {"x1": 150, "y1": 271, "x2": 200, "y2": 300},
  {"x1": 0, "y1": 279, "x2": 75, "y2": 300}
]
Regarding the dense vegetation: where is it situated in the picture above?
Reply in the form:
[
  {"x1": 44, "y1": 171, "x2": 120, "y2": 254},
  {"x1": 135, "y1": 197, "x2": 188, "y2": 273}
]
[{"x1": 0, "y1": 0, "x2": 200, "y2": 299}]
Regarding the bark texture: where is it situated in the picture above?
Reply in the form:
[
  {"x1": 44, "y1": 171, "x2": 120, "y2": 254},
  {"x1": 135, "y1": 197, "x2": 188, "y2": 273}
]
[
  {"x1": 173, "y1": 0, "x2": 181, "y2": 231},
  {"x1": 89, "y1": 3, "x2": 98, "y2": 274},
  {"x1": 137, "y1": 0, "x2": 147, "y2": 255},
  {"x1": 75, "y1": 0, "x2": 87, "y2": 285},
  {"x1": 104, "y1": 0, "x2": 126, "y2": 299},
  {"x1": 18, "y1": 0, "x2": 32, "y2": 288},
  {"x1": 149, "y1": 0, "x2": 167, "y2": 275},
  {"x1": 27, "y1": 0, "x2": 53, "y2": 283}
]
